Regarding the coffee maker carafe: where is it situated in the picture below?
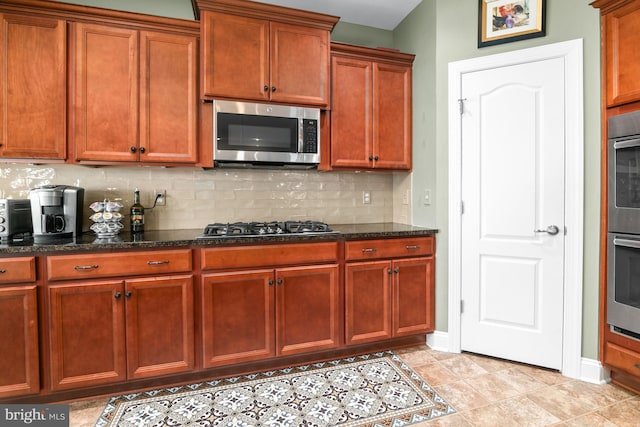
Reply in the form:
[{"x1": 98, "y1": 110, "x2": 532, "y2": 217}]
[{"x1": 30, "y1": 185, "x2": 84, "y2": 243}]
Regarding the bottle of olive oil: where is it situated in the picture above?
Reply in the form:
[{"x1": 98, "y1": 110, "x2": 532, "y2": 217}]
[{"x1": 130, "y1": 188, "x2": 144, "y2": 233}]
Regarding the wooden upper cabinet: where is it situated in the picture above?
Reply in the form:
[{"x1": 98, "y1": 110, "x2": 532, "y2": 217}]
[
  {"x1": 139, "y1": 31, "x2": 198, "y2": 163},
  {"x1": 197, "y1": 0, "x2": 338, "y2": 107},
  {"x1": 71, "y1": 22, "x2": 198, "y2": 164},
  {"x1": 201, "y1": 12, "x2": 269, "y2": 102},
  {"x1": 269, "y1": 22, "x2": 330, "y2": 106},
  {"x1": 603, "y1": 1, "x2": 640, "y2": 107},
  {"x1": 326, "y1": 43, "x2": 414, "y2": 171},
  {"x1": 72, "y1": 23, "x2": 138, "y2": 162},
  {"x1": 0, "y1": 14, "x2": 66, "y2": 160}
]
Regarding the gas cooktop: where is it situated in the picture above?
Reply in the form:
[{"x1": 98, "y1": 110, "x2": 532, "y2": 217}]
[{"x1": 197, "y1": 220, "x2": 337, "y2": 239}]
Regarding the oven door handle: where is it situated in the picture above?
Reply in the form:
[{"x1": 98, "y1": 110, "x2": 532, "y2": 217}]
[
  {"x1": 614, "y1": 138, "x2": 640, "y2": 150},
  {"x1": 613, "y1": 237, "x2": 640, "y2": 249}
]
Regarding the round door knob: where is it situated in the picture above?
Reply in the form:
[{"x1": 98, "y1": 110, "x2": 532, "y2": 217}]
[
  {"x1": 139, "y1": 147, "x2": 146, "y2": 153},
  {"x1": 114, "y1": 292, "x2": 122, "y2": 299},
  {"x1": 374, "y1": 156, "x2": 379, "y2": 161},
  {"x1": 130, "y1": 146, "x2": 137, "y2": 153},
  {"x1": 277, "y1": 278, "x2": 283, "y2": 285},
  {"x1": 125, "y1": 291, "x2": 132, "y2": 298},
  {"x1": 264, "y1": 85, "x2": 269, "y2": 91},
  {"x1": 272, "y1": 86, "x2": 277, "y2": 92},
  {"x1": 369, "y1": 155, "x2": 373, "y2": 161}
]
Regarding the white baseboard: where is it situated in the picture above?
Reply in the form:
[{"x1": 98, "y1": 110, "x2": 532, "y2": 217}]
[
  {"x1": 426, "y1": 331, "x2": 610, "y2": 384},
  {"x1": 580, "y1": 357, "x2": 610, "y2": 385},
  {"x1": 426, "y1": 331, "x2": 451, "y2": 353}
]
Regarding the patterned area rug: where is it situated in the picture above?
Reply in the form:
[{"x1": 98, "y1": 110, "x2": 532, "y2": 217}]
[{"x1": 96, "y1": 350, "x2": 455, "y2": 426}]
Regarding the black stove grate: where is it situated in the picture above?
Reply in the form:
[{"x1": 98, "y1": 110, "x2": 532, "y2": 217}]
[{"x1": 200, "y1": 220, "x2": 332, "y2": 238}]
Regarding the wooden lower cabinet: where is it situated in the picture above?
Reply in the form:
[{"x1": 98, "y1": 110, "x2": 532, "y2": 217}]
[
  {"x1": 48, "y1": 275, "x2": 194, "y2": 390},
  {"x1": 201, "y1": 264, "x2": 340, "y2": 368},
  {"x1": 0, "y1": 285, "x2": 39, "y2": 398},
  {"x1": 345, "y1": 237, "x2": 435, "y2": 345}
]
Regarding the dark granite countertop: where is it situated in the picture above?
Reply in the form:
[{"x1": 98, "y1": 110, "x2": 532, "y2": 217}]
[{"x1": 0, "y1": 223, "x2": 438, "y2": 255}]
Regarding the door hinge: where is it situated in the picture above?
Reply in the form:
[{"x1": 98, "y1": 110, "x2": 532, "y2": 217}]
[
  {"x1": 460, "y1": 300, "x2": 464, "y2": 314},
  {"x1": 458, "y1": 98, "x2": 467, "y2": 115}
]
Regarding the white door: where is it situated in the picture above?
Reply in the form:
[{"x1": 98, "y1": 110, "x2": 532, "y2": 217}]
[{"x1": 460, "y1": 57, "x2": 565, "y2": 370}]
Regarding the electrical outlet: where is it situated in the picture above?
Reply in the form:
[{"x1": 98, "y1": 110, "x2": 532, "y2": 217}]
[
  {"x1": 154, "y1": 190, "x2": 166, "y2": 206},
  {"x1": 363, "y1": 191, "x2": 371, "y2": 204},
  {"x1": 402, "y1": 189, "x2": 410, "y2": 205}
]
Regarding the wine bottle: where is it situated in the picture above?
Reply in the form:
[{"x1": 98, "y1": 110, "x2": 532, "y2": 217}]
[{"x1": 130, "y1": 188, "x2": 144, "y2": 233}]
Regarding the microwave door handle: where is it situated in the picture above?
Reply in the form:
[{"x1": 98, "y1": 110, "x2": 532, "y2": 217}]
[
  {"x1": 614, "y1": 138, "x2": 640, "y2": 150},
  {"x1": 613, "y1": 238, "x2": 640, "y2": 249}
]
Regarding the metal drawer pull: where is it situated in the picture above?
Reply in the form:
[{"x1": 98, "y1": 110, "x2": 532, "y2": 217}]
[
  {"x1": 147, "y1": 260, "x2": 170, "y2": 265},
  {"x1": 0, "y1": 269, "x2": 5, "y2": 274},
  {"x1": 405, "y1": 245, "x2": 420, "y2": 250},
  {"x1": 362, "y1": 248, "x2": 377, "y2": 253},
  {"x1": 74, "y1": 264, "x2": 98, "y2": 271},
  {"x1": 635, "y1": 362, "x2": 640, "y2": 370}
]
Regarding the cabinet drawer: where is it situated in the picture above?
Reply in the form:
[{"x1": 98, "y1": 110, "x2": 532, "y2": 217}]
[
  {"x1": 47, "y1": 249, "x2": 192, "y2": 281},
  {"x1": 345, "y1": 237, "x2": 434, "y2": 261},
  {"x1": 201, "y1": 242, "x2": 338, "y2": 270},
  {"x1": 0, "y1": 257, "x2": 36, "y2": 284},
  {"x1": 605, "y1": 342, "x2": 640, "y2": 376}
]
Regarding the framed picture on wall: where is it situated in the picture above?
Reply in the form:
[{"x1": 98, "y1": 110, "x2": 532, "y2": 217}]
[{"x1": 478, "y1": 0, "x2": 546, "y2": 48}]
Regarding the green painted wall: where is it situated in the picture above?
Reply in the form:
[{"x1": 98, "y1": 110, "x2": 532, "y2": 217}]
[
  {"x1": 57, "y1": 0, "x2": 603, "y2": 361},
  {"x1": 394, "y1": 0, "x2": 602, "y2": 360},
  {"x1": 57, "y1": 0, "x2": 196, "y2": 19}
]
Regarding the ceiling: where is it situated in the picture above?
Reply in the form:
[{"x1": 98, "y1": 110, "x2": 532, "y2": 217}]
[{"x1": 250, "y1": 0, "x2": 423, "y2": 31}]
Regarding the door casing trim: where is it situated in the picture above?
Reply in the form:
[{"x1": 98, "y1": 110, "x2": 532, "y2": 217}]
[{"x1": 447, "y1": 39, "x2": 584, "y2": 378}]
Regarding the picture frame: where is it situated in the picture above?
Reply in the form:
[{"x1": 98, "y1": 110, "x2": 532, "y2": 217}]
[{"x1": 478, "y1": 0, "x2": 546, "y2": 48}]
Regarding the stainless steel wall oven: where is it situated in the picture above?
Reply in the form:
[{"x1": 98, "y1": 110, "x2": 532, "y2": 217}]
[{"x1": 608, "y1": 110, "x2": 640, "y2": 339}]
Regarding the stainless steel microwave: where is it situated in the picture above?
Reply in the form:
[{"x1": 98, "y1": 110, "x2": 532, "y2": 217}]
[{"x1": 213, "y1": 100, "x2": 320, "y2": 168}]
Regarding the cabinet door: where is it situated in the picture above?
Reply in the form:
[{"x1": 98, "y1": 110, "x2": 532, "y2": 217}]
[
  {"x1": 201, "y1": 270, "x2": 275, "y2": 367},
  {"x1": 0, "y1": 285, "x2": 39, "y2": 398},
  {"x1": 140, "y1": 31, "x2": 198, "y2": 163},
  {"x1": 373, "y1": 62, "x2": 412, "y2": 170},
  {"x1": 0, "y1": 14, "x2": 65, "y2": 159},
  {"x1": 605, "y1": 1, "x2": 640, "y2": 107},
  {"x1": 125, "y1": 275, "x2": 194, "y2": 378},
  {"x1": 330, "y1": 55, "x2": 373, "y2": 168},
  {"x1": 345, "y1": 260, "x2": 392, "y2": 345},
  {"x1": 49, "y1": 280, "x2": 126, "y2": 390},
  {"x1": 72, "y1": 23, "x2": 138, "y2": 162},
  {"x1": 276, "y1": 264, "x2": 340, "y2": 355},
  {"x1": 200, "y1": 11, "x2": 269, "y2": 101},
  {"x1": 392, "y1": 257, "x2": 434, "y2": 336},
  {"x1": 270, "y1": 22, "x2": 329, "y2": 106}
]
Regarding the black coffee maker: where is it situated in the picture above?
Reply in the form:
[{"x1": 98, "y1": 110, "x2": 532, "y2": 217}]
[{"x1": 29, "y1": 185, "x2": 84, "y2": 243}]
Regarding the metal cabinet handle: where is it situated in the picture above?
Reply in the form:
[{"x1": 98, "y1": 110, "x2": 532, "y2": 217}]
[
  {"x1": 394, "y1": 268, "x2": 399, "y2": 274},
  {"x1": 139, "y1": 147, "x2": 146, "y2": 153},
  {"x1": 264, "y1": 85, "x2": 269, "y2": 91},
  {"x1": 362, "y1": 248, "x2": 377, "y2": 254},
  {"x1": 277, "y1": 278, "x2": 283, "y2": 286},
  {"x1": 74, "y1": 264, "x2": 98, "y2": 271},
  {"x1": 147, "y1": 260, "x2": 169, "y2": 265},
  {"x1": 130, "y1": 146, "x2": 137, "y2": 153},
  {"x1": 269, "y1": 279, "x2": 274, "y2": 286},
  {"x1": 0, "y1": 269, "x2": 6, "y2": 274},
  {"x1": 534, "y1": 225, "x2": 560, "y2": 235},
  {"x1": 114, "y1": 292, "x2": 122, "y2": 299},
  {"x1": 271, "y1": 86, "x2": 277, "y2": 92},
  {"x1": 125, "y1": 291, "x2": 132, "y2": 298},
  {"x1": 405, "y1": 245, "x2": 420, "y2": 250},
  {"x1": 387, "y1": 268, "x2": 392, "y2": 275}
]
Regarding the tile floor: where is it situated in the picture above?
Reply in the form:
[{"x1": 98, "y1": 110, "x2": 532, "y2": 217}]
[{"x1": 68, "y1": 345, "x2": 640, "y2": 426}]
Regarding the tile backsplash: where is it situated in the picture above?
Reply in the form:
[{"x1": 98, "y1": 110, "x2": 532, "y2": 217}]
[{"x1": 1, "y1": 164, "x2": 409, "y2": 231}]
